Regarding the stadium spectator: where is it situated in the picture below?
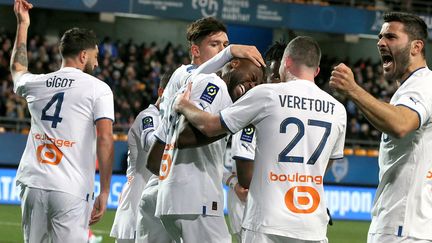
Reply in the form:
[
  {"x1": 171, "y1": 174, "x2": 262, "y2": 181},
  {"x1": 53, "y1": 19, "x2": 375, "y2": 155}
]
[
  {"x1": 10, "y1": 0, "x2": 114, "y2": 241},
  {"x1": 330, "y1": 12, "x2": 432, "y2": 243}
]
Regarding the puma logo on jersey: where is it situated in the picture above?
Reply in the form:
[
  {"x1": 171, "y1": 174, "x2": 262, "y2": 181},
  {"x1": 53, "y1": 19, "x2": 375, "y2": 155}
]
[{"x1": 410, "y1": 97, "x2": 419, "y2": 105}]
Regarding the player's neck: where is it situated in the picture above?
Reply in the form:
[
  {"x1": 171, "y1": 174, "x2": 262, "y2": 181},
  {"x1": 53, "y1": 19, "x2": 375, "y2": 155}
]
[{"x1": 61, "y1": 58, "x2": 84, "y2": 71}]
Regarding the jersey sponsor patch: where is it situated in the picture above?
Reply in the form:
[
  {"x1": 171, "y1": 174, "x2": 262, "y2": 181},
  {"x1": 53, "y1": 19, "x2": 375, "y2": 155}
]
[
  {"x1": 240, "y1": 125, "x2": 255, "y2": 143},
  {"x1": 200, "y1": 83, "x2": 219, "y2": 104},
  {"x1": 142, "y1": 116, "x2": 154, "y2": 130}
]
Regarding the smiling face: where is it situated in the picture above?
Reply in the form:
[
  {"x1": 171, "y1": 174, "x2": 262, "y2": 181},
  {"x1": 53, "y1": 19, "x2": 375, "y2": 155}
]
[
  {"x1": 222, "y1": 58, "x2": 264, "y2": 101},
  {"x1": 377, "y1": 21, "x2": 412, "y2": 81}
]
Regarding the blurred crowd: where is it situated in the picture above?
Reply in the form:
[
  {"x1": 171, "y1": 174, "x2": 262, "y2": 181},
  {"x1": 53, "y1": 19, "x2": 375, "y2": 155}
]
[{"x1": 0, "y1": 30, "x2": 398, "y2": 142}]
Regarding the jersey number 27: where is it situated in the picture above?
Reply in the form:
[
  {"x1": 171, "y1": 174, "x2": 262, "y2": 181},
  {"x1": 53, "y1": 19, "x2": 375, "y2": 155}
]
[{"x1": 279, "y1": 117, "x2": 331, "y2": 165}]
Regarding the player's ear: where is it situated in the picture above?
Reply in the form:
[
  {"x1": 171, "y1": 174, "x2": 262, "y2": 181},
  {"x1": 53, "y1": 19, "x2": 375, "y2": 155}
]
[
  {"x1": 230, "y1": 58, "x2": 240, "y2": 68},
  {"x1": 79, "y1": 50, "x2": 87, "y2": 65},
  {"x1": 157, "y1": 87, "x2": 164, "y2": 97},
  {"x1": 314, "y1": 67, "x2": 320, "y2": 77},
  {"x1": 411, "y1": 40, "x2": 424, "y2": 56},
  {"x1": 190, "y1": 44, "x2": 200, "y2": 58}
]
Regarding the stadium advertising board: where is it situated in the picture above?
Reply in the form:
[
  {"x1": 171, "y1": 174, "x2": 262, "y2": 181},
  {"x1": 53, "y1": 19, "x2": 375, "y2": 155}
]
[
  {"x1": 324, "y1": 156, "x2": 379, "y2": 187},
  {"x1": 2, "y1": 0, "x2": 432, "y2": 37},
  {"x1": 0, "y1": 168, "x2": 374, "y2": 220}
]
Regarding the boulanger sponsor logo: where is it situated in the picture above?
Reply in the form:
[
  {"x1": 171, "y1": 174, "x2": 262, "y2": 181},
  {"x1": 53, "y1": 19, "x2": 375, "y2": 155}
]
[
  {"x1": 37, "y1": 144, "x2": 63, "y2": 165},
  {"x1": 270, "y1": 171, "x2": 323, "y2": 214},
  {"x1": 159, "y1": 144, "x2": 174, "y2": 180},
  {"x1": 427, "y1": 170, "x2": 432, "y2": 179},
  {"x1": 200, "y1": 83, "x2": 220, "y2": 104},
  {"x1": 285, "y1": 186, "x2": 320, "y2": 214},
  {"x1": 34, "y1": 133, "x2": 75, "y2": 165},
  {"x1": 240, "y1": 125, "x2": 255, "y2": 143}
]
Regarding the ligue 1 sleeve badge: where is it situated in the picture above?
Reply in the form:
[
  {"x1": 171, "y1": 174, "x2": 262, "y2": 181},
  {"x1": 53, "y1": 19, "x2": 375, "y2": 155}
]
[
  {"x1": 200, "y1": 83, "x2": 219, "y2": 104},
  {"x1": 142, "y1": 116, "x2": 154, "y2": 130}
]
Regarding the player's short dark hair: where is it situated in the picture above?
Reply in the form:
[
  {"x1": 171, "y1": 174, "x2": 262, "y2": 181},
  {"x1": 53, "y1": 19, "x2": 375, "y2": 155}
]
[
  {"x1": 160, "y1": 69, "x2": 174, "y2": 89},
  {"x1": 384, "y1": 12, "x2": 427, "y2": 56},
  {"x1": 284, "y1": 36, "x2": 321, "y2": 69},
  {"x1": 264, "y1": 41, "x2": 287, "y2": 63},
  {"x1": 59, "y1": 28, "x2": 98, "y2": 58},
  {"x1": 186, "y1": 17, "x2": 227, "y2": 46}
]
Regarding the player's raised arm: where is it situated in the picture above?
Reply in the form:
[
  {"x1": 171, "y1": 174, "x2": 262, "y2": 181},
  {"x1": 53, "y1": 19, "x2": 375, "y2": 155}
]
[
  {"x1": 90, "y1": 118, "x2": 114, "y2": 225},
  {"x1": 330, "y1": 63, "x2": 419, "y2": 138},
  {"x1": 10, "y1": 0, "x2": 33, "y2": 81}
]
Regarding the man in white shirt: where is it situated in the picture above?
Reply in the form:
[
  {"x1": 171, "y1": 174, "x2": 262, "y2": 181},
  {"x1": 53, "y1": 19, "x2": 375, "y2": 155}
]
[
  {"x1": 137, "y1": 16, "x2": 263, "y2": 242},
  {"x1": 147, "y1": 58, "x2": 265, "y2": 243},
  {"x1": 330, "y1": 12, "x2": 432, "y2": 243},
  {"x1": 224, "y1": 41, "x2": 288, "y2": 242},
  {"x1": 110, "y1": 71, "x2": 172, "y2": 243},
  {"x1": 175, "y1": 36, "x2": 347, "y2": 243},
  {"x1": 10, "y1": 1, "x2": 114, "y2": 242}
]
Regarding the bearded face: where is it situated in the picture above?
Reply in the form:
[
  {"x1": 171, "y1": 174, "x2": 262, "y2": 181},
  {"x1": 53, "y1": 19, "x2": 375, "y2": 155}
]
[
  {"x1": 378, "y1": 22, "x2": 413, "y2": 82},
  {"x1": 380, "y1": 40, "x2": 411, "y2": 81}
]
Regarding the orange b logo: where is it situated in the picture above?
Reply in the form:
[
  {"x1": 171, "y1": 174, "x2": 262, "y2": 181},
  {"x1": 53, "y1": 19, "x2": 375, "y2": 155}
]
[
  {"x1": 285, "y1": 186, "x2": 320, "y2": 214},
  {"x1": 36, "y1": 144, "x2": 63, "y2": 165},
  {"x1": 159, "y1": 153, "x2": 172, "y2": 180}
]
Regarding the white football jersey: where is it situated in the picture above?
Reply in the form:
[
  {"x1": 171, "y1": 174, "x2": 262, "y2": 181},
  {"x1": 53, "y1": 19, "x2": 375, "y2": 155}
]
[
  {"x1": 159, "y1": 45, "x2": 233, "y2": 119},
  {"x1": 110, "y1": 105, "x2": 160, "y2": 239},
  {"x1": 154, "y1": 73, "x2": 232, "y2": 217},
  {"x1": 220, "y1": 80, "x2": 346, "y2": 240},
  {"x1": 159, "y1": 64, "x2": 197, "y2": 118},
  {"x1": 369, "y1": 67, "x2": 432, "y2": 240},
  {"x1": 14, "y1": 67, "x2": 114, "y2": 200},
  {"x1": 225, "y1": 128, "x2": 256, "y2": 234}
]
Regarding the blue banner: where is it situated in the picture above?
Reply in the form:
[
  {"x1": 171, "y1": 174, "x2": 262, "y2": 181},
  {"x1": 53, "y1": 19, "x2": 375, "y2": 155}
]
[
  {"x1": 325, "y1": 185, "x2": 376, "y2": 221},
  {"x1": 1, "y1": 168, "x2": 375, "y2": 220},
  {"x1": 324, "y1": 155, "x2": 379, "y2": 186}
]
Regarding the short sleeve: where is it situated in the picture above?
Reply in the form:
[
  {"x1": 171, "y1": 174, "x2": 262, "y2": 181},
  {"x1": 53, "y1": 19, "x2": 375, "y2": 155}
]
[
  {"x1": 13, "y1": 73, "x2": 40, "y2": 96},
  {"x1": 189, "y1": 74, "x2": 232, "y2": 114},
  {"x1": 231, "y1": 125, "x2": 256, "y2": 161},
  {"x1": 153, "y1": 114, "x2": 169, "y2": 144},
  {"x1": 393, "y1": 86, "x2": 431, "y2": 129},
  {"x1": 330, "y1": 108, "x2": 347, "y2": 160},
  {"x1": 220, "y1": 85, "x2": 272, "y2": 134},
  {"x1": 94, "y1": 83, "x2": 114, "y2": 122}
]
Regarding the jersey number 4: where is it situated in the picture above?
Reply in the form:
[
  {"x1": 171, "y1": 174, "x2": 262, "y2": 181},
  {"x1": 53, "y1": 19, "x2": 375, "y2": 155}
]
[
  {"x1": 41, "y1": 92, "x2": 64, "y2": 128},
  {"x1": 278, "y1": 117, "x2": 331, "y2": 165}
]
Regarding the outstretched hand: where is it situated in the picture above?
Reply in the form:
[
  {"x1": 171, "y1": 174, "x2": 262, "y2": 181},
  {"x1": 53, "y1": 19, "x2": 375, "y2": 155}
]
[
  {"x1": 329, "y1": 63, "x2": 359, "y2": 97},
  {"x1": 14, "y1": 0, "x2": 33, "y2": 27},
  {"x1": 174, "y1": 82, "x2": 192, "y2": 113},
  {"x1": 230, "y1": 44, "x2": 266, "y2": 67}
]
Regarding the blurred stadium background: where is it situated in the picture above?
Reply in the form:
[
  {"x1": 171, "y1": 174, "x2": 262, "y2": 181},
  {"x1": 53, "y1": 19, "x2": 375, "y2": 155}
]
[{"x1": 0, "y1": 0, "x2": 431, "y2": 242}]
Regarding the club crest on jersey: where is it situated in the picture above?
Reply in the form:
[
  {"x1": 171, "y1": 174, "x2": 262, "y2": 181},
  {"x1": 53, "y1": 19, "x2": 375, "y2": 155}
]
[
  {"x1": 240, "y1": 125, "x2": 255, "y2": 143},
  {"x1": 142, "y1": 116, "x2": 154, "y2": 130},
  {"x1": 200, "y1": 83, "x2": 219, "y2": 104}
]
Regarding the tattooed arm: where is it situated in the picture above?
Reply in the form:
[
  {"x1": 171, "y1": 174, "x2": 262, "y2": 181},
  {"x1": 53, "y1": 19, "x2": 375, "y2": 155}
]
[{"x1": 10, "y1": 0, "x2": 33, "y2": 81}]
